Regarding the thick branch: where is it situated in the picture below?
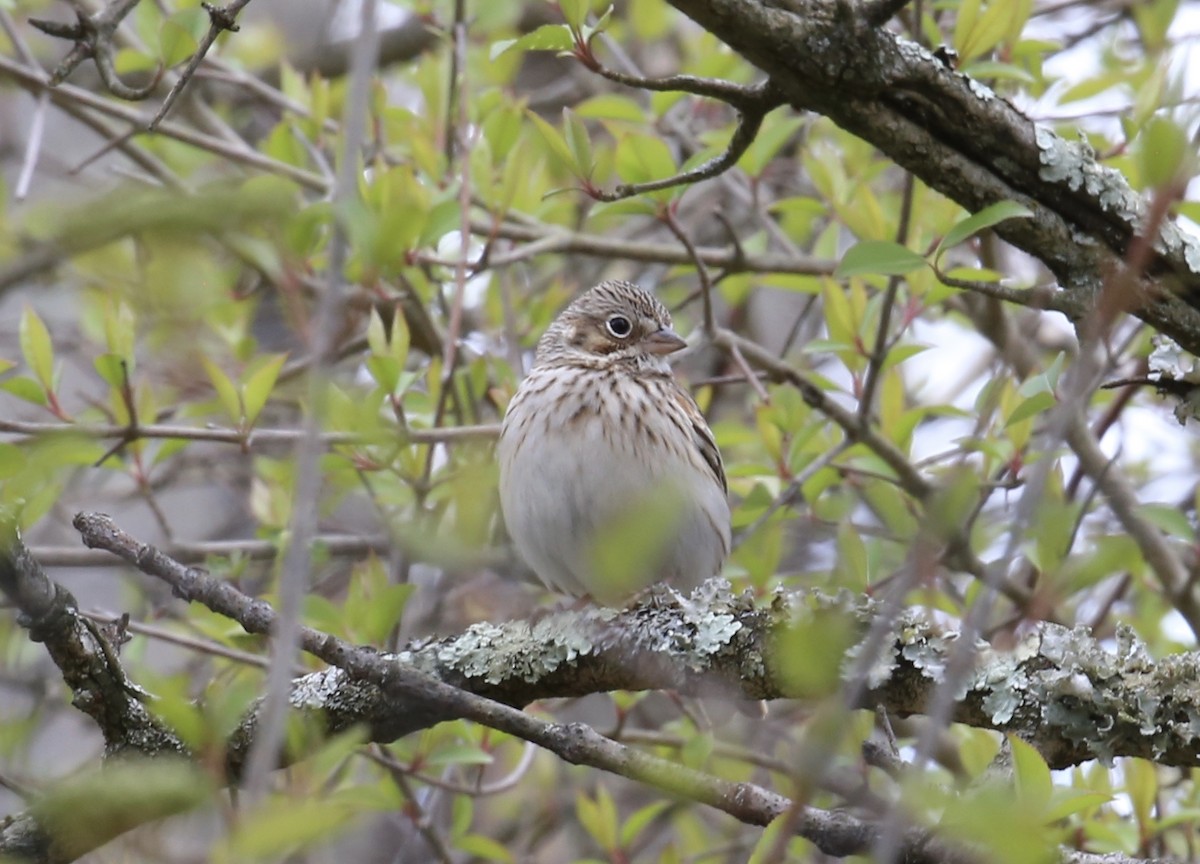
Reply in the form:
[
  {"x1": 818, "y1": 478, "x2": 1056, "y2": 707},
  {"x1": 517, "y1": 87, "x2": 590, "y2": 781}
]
[
  {"x1": 68, "y1": 513, "x2": 1200, "y2": 772},
  {"x1": 2, "y1": 514, "x2": 1192, "y2": 863},
  {"x1": 0, "y1": 518, "x2": 182, "y2": 758},
  {"x1": 664, "y1": 0, "x2": 1200, "y2": 355}
]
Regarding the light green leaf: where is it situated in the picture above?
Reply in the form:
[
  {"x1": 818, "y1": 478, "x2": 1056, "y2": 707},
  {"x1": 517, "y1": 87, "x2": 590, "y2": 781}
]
[
  {"x1": 34, "y1": 760, "x2": 213, "y2": 861},
  {"x1": 1005, "y1": 391, "x2": 1055, "y2": 427},
  {"x1": 1044, "y1": 790, "x2": 1113, "y2": 823},
  {"x1": 242, "y1": 354, "x2": 286, "y2": 427},
  {"x1": 944, "y1": 266, "x2": 1005, "y2": 283},
  {"x1": 489, "y1": 24, "x2": 575, "y2": 61},
  {"x1": 1011, "y1": 735, "x2": 1052, "y2": 810},
  {"x1": 738, "y1": 116, "x2": 803, "y2": 177},
  {"x1": 619, "y1": 800, "x2": 670, "y2": 848},
  {"x1": 526, "y1": 109, "x2": 579, "y2": 173},
  {"x1": 834, "y1": 240, "x2": 927, "y2": 278},
  {"x1": 576, "y1": 786, "x2": 618, "y2": 852},
  {"x1": 0, "y1": 376, "x2": 47, "y2": 406},
  {"x1": 559, "y1": 0, "x2": 588, "y2": 29},
  {"x1": 427, "y1": 744, "x2": 495, "y2": 767},
  {"x1": 614, "y1": 132, "x2": 676, "y2": 186},
  {"x1": 202, "y1": 358, "x2": 242, "y2": 425},
  {"x1": 576, "y1": 93, "x2": 645, "y2": 122},
  {"x1": 93, "y1": 354, "x2": 128, "y2": 390},
  {"x1": 936, "y1": 201, "x2": 1034, "y2": 261},
  {"x1": 159, "y1": 9, "x2": 204, "y2": 66},
  {"x1": 1139, "y1": 115, "x2": 1189, "y2": 188},
  {"x1": 563, "y1": 108, "x2": 593, "y2": 177},
  {"x1": 20, "y1": 305, "x2": 54, "y2": 390},
  {"x1": 367, "y1": 307, "x2": 389, "y2": 357},
  {"x1": 456, "y1": 835, "x2": 515, "y2": 862},
  {"x1": 1138, "y1": 504, "x2": 1195, "y2": 540},
  {"x1": 225, "y1": 798, "x2": 357, "y2": 858}
]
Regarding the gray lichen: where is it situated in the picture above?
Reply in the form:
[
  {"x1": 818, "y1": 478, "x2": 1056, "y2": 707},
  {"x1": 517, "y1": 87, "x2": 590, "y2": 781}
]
[{"x1": 1035, "y1": 126, "x2": 1144, "y2": 221}]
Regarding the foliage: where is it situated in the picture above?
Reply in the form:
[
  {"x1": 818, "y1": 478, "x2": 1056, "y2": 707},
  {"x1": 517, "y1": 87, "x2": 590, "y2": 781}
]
[{"x1": 1, "y1": 0, "x2": 1199, "y2": 861}]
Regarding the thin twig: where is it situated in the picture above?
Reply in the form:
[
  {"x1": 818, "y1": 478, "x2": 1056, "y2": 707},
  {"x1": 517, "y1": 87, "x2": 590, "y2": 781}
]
[
  {"x1": 241, "y1": 0, "x2": 382, "y2": 802},
  {"x1": 857, "y1": 171, "x2": 916, "y2": 425},
  {"x1": 0, "y1": 418, "x2": 499, "y2": 447},
  {"x1": 590, "y1": 86, "x2": 782, "y2": 202},
  {"x1": 0, "y1": 54, "x2": 327, "y2": 191},
  {"x1": 148, "y1": 0, "x2": 252, "y2": 131},
  {"x1": 463, "y1": 217, "x2": 835, "y2": 276},
  {"x1": 661, "y1": 206, "x2": 717, "y2": 337},
  {"x1": 14, "y1": 91, "x2": 48, "y2": 200}
]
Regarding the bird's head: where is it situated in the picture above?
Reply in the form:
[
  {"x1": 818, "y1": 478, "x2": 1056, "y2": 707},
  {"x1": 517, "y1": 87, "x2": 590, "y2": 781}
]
[{"x1": 535, "y1": 280, "x2": 686, "y2": 371}]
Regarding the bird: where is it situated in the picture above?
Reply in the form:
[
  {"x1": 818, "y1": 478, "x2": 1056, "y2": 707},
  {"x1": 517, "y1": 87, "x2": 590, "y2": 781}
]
[{"x1": 497, "y1": 280, "x2": 731, "y2": 605}]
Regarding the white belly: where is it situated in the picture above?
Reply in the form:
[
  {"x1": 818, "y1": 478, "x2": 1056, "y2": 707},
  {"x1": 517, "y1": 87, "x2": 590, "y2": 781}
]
[{"x1": 498, "y1": 366, "x2": 730, "y2": 603}]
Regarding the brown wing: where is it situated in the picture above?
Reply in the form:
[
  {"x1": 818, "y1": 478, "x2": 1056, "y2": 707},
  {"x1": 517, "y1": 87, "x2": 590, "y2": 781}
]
[{"x1": 673, "y1": 386, "x2": 727, "y2": 495}]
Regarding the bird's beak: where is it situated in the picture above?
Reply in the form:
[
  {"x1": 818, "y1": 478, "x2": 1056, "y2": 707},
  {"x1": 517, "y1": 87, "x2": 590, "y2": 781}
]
[{"x1": 642, "y1": 326, "x2": 687, "y2": 356}]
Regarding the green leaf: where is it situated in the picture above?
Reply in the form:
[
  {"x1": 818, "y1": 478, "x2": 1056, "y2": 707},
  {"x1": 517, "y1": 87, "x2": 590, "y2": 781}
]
[
  {"x1": 749, "y1": 815, "x2": 805, "y2": 864},
  {"x1": 19, "y1": 305, "x2": 54, "y2": 390},
  {"x1": 575, "y1": 93, "x2": 645, "y2": 122},
  {"x1": 562, "y1": 108, "x2": 593, "y2": 177},
  {"x1": 614, "y1": 132, "x2": 676, "y2": 186},
  {"x1": 456, "y1": 835, "x2": 515, "y2": 862},
  {"x1": 1005, "y1": 391, "x2": 1055, "y2": 427},
  {"x1": 202, "y1": 358, "x2": 242, "y2": 424},
  {"x1": 103, "y1": 298, "x2": 136, "y2": 359},
  {"x1": 958, "y1": 0, "x2": 1014, "y2": 61},
  {"x1": 1138, "y1": 504, "x2": 1195, "y2": 540},
  {"x1": 1139, "y1": 115, "x2": 1189, "y2": 188},
  {"x1": 579, "y1": 5, "x2": 613, "y2": 43},
  {"x1": 365, "y1": 356, "x2": 401, "y2": 394},
  {"x1": 159, "y1": 9, "x2": 204, "y2": 66},
  {"x1": 961, "y1": 60, "x2": 1036, "y2": 84},
  {"x1": 619, "y1": 800, "x2": 670, "y2": 848},
  {"x1": 242, "y1": 354, "x2": 286, "y2": 427},
  {"x1": 1, "y1": 376, "x2": 48, "y2": 406},
  {"x1": 1044, "y1": 790, "x2": 1113, "y2": 823},
  {"x1": 936, "y1": 201, "x2": 1034, "y2": 261},
  {"x1": 527, "y1": 109, "x2": 579, "y2": 173},
  {"x1": 367, "y1": 307, "x2": 389, "y2": 357},
  {"x1": 834, "y1": 240, "x2": 927, "y2": 278},
  {"x1": 225, "y1": 798, "x2": 357, "y2": 858},
  {"x1": 559, "y1": 0, "x2": 588, "y2": 29},
  {"x1": 835, "y1": 520, "x2": 869, "y2": 589},
  {"x1": 1011, "y1": 735, "x2": 1052, "y2": 810},
  {"x1": 427, "y1": 743, "x2": 495, "y2": 767},
  {"x1": 738, "y1": 116, "x2": 803, "y2": 177},
  {"x1": 93, "y1": 353, "x2": 128, "y2": 389},
  {"x1": 944, "y1": 266, "x2": 1005, "y2": 283},
  {"x1": 34, "y1": 760, "x2": 213, "y2": 861},
  {"x1": 772, "y1": 606, "x2": 857, "y2": 698},
  {"x1": 576, "y1": 786, "x2": 619, "y2": 852},
  {"x1": 489, "y1": 24, "x2": 575, "y2": 60}
]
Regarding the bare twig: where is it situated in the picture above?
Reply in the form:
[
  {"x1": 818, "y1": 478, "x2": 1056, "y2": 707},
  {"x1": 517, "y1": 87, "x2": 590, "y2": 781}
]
[
  {"x1": 241, "y1": 0, "x2": 382, "y2": 802},
  {"x1": 466, "y1": 217, "x2": 835, "y2": 276},
  {"x1": 858, "y1": 171, "x2": 916, "y2": 425},
  {"x1": 590, "y1": 83, "x2": 784, "y2": 202},
  {"x1": 148, "y1": 0, "x2": 252, "y2": 131},
  {"x1": 30, "y1": 0, "x2": 162, "y2": 99},
  {"x1": 0, "y1": 418, "x2": 499, "y2": 448}
]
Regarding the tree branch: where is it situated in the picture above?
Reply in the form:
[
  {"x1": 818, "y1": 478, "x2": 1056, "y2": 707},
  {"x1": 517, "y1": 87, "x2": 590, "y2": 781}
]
[
  {"x1": 664, "y1": 0, "x2": 1200, "y2": 355},
  {"x1": 1, "y1": 513, "x2": 1192, "y2": 862}
]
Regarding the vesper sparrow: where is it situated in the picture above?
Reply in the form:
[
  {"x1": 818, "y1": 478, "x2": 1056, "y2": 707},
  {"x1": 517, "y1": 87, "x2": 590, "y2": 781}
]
[{"x1": 498, "y1": 280, "x2": 731, "y2": 604}]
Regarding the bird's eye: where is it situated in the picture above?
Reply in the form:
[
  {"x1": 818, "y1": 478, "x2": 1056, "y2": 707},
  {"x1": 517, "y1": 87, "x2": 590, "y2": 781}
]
[{"x1": 606, "y1": 315, "x2": 633, "y2": 338}]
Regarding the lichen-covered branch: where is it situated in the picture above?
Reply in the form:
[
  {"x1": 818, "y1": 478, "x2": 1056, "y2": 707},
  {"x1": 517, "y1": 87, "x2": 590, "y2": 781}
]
[
  {"x1": 69, "y1": 512, "x2": 1200, "y2": 773},
  {"x1": 0, "y1": 518, "x2": 182, "y2": 759},
  {"x1": 3, "y1": 513, "x2": 1195, "y2": 863},
  {"x1": 664, "y1": 0, "x2": 1200, "y2": 355}
]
